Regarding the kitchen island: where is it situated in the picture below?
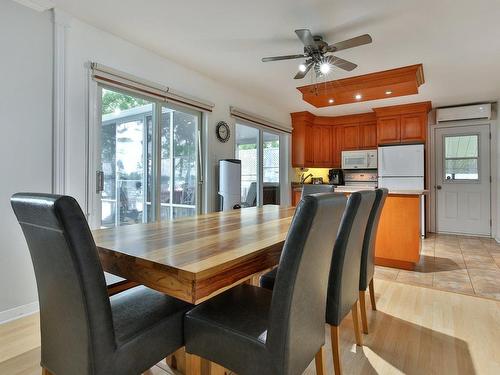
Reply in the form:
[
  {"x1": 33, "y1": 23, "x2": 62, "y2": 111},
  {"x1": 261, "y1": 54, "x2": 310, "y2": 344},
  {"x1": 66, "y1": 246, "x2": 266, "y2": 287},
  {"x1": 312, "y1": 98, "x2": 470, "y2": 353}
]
[{"x1": 291, "y1": 183, "x2": 428, "y2": 270}]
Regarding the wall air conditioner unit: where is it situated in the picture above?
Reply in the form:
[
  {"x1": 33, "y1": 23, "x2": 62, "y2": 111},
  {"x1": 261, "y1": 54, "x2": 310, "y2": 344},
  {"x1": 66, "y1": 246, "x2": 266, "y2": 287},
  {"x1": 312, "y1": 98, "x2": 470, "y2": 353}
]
[{"x1": 436, "y1": 103, "x2": 491, "y2": 123}]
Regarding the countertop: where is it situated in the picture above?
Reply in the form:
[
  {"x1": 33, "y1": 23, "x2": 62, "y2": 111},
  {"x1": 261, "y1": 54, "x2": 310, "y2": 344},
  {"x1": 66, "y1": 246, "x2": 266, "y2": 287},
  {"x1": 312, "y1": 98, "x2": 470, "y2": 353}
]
[{"x1": 291, "y1": 183, "x2": 428, "y2": 196}]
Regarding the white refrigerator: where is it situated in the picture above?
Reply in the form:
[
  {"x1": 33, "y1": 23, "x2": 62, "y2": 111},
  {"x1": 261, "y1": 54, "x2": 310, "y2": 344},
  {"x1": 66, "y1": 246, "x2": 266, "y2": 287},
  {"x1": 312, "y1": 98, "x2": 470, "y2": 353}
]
[
  {"x1": 377, "y1": 144, "x2": 424, "y2": 190},
  {"x1": 378, "y1": 144, "x2": 425, "y2": 236}
]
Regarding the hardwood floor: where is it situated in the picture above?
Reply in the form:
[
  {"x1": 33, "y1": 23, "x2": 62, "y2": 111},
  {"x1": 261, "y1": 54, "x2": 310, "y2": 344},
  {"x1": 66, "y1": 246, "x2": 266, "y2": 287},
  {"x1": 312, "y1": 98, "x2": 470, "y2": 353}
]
[
  {"x1": 374, "y1": 233, "x2": 500, "y2": 300},
  {"x1": 1, "y1": 278, "x2": 500, "y2": 374}
]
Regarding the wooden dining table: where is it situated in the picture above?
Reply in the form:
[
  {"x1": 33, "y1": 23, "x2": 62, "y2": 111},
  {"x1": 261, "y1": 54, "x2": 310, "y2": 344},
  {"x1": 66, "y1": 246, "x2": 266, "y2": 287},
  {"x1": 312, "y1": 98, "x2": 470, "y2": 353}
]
[{"x1": 93, "y1": 205, "x2": 295, "y2": 305}]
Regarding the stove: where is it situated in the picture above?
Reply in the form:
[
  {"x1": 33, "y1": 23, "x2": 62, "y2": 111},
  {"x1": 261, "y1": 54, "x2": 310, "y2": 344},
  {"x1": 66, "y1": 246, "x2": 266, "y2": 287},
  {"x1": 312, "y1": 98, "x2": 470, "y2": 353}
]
[{"x1": 334, "y1": 171, "x2": 378, "y2": 192}]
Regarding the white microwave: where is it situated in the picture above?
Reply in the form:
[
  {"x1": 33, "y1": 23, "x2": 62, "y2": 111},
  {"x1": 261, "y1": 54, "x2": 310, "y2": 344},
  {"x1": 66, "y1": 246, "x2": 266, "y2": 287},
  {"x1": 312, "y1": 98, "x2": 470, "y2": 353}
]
[{"x1": 341, "y1": 150, "x2": 378, "y2": 169}]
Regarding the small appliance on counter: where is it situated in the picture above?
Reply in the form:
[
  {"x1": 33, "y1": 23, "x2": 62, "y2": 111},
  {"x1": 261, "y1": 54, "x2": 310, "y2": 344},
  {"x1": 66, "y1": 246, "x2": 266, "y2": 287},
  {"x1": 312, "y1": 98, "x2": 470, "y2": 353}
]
[
  {"x1": 341, "y1": 149, "x2": 377, "y2": 169},
  {"x1": 218, "y1": 159, "x2": 241, "y2": 211},
  {"x1": 311, "y1": 177, "x2": 324, "y2": 184},
  {"x1": 334, "y1": 170, "x2": 378, "y2": 193},
  {"x1": 328, "y1": 169, "x2": 344, "y2": 185}
]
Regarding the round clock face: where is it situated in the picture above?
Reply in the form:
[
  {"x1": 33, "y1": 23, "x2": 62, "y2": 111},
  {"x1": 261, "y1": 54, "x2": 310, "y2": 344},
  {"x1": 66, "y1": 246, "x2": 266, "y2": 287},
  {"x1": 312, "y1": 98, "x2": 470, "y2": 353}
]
[{"x1": 216, "y1": 121, "x2": 230, "y2": 143}]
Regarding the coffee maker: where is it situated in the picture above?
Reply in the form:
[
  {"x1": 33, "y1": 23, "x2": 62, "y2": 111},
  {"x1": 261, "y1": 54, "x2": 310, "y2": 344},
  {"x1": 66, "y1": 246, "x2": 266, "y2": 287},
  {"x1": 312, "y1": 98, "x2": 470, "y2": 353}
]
[{"x1": 328, "y1": 169, "x2": 344, "y2": 185}]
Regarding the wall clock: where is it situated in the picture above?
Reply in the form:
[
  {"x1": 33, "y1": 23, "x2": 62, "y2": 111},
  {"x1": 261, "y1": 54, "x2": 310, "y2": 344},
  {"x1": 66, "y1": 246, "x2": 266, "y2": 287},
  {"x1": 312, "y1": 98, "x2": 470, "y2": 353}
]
[{"x1": 216, "y1": 121, "x2": 230, "y2": 143}]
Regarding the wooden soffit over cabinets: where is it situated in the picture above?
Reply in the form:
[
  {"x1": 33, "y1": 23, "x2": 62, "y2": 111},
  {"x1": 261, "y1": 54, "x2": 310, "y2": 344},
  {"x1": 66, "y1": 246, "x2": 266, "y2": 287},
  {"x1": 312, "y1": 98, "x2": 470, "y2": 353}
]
[
  {"x1": 372, "y1": 101, "x2": 432, "y2": 116},
  {"x1": 296, "y1": 64, "x2": 425, "y2": 108}
]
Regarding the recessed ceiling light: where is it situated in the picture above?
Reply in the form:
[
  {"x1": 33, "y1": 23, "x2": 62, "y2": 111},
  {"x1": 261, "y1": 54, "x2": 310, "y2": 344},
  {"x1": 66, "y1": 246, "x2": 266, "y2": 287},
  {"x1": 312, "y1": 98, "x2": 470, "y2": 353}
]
[
  {"x1": 319, "y1": 62, "x2": 331, "y2": 75},
  {"x1": 479, "y1": 106, "x2": 484, "y2": 110},
  {"x1": 385, "y1": 90, "x2": 393, "y2": 95},
  {"x1": 328, "y1": 99, "x2": 334, "y2": 104},
  {"x1": 355, "y1": 94, "x2": 362, "y2": 100},
  {"x1": 298, "y1": 64, "x2": 307, "y2": 72}
]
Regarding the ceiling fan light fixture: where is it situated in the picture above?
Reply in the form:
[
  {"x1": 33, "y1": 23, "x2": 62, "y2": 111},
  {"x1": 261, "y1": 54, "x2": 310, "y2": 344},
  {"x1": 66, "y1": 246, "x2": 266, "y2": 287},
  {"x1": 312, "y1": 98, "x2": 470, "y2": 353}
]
[
  {"x1": 298, "y1": 63, "x2": 307, "y2": 72},
  {"x1": 319, "y1": 62, "x2": 331, "y2": 75}
]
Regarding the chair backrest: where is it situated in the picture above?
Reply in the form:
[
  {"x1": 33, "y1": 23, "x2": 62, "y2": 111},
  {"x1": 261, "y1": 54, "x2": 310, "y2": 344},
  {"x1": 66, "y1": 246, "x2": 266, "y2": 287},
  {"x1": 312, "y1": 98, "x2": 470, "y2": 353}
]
[
  {"x1": 326, "y1": 190, "x2": 376, "y2": 326},
  {"x1": 244, "y1": 182, "x2": 257, "y2": 206},
  {"x1": 301, "y1": 184, "x2": 334, "y2": 198},
  {"x1": 359, "y1": 188, "x2": 388, "y2": 291},
  {"x1": 267, "y1": 192, "x2": 359, "y2": 374},
  {"x1": 11, "y1": 193, "x2": 116, "y2": 375}
]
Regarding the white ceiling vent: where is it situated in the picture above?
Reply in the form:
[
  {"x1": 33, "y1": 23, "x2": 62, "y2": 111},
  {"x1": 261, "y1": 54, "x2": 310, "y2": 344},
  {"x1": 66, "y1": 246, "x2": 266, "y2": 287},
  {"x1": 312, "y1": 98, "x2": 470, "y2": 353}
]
[{"x1": 436, "y1": 103, "x2": 491, "y2": 123}]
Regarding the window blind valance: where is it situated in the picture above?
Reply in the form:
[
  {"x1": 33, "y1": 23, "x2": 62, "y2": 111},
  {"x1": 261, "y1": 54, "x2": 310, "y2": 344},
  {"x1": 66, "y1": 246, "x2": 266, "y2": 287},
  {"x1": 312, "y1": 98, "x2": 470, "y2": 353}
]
[
  {"x1": 90, "y1": 63, "x2": 214, "y2": 112},
  {"x1": 230, "y1": 106, "x2": 291, "y2": 134}
]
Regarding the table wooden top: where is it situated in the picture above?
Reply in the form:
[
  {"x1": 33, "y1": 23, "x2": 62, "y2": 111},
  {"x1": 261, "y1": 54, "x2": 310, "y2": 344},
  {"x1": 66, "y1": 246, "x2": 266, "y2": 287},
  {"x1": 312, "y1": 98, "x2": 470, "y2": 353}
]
[{"x1": 94, "y1": 205, "x2": 295, "y2": 304}]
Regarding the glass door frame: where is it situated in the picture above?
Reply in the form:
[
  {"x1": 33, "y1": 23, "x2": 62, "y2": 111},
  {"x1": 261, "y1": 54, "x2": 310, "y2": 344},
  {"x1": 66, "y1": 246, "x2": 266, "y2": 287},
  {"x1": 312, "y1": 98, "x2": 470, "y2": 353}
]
[
  {"x1": 235, "y1": 120, "x2": 289, "y2": 207},
  {"x1": 88, "y1": 83, "x2": 203, "y2": 229}
]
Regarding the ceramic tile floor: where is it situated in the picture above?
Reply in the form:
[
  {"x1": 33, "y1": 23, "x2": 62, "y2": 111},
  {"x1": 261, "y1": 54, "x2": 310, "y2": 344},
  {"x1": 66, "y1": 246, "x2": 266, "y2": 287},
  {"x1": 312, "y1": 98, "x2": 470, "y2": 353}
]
[{"x1": 374, "y1": 233, "x2": 500, "y2": 300}]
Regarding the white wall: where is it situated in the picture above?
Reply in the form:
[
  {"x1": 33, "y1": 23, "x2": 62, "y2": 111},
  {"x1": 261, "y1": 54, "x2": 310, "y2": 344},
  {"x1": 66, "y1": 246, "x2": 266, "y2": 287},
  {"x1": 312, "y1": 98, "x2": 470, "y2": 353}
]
[
  {"x1": 0, "y1": 1, "x2": 53, "y2": 320},
  {"x1": 63, "y1": 15, "x2": 291, "y2": 215}
]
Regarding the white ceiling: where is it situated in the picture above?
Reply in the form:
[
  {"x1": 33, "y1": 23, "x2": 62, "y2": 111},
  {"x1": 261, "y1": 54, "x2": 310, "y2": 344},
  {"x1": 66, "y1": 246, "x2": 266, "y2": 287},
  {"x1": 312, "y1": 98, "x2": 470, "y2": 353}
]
[{"x1": 53, "y1": 0, "x2": 500, "y2": 116}]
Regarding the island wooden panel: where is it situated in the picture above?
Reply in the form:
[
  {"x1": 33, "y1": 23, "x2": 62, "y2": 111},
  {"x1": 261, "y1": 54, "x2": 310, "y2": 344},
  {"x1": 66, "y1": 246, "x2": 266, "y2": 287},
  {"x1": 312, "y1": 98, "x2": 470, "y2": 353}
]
[
  {"x1": 94, "y1": 206, "x2": 295, "y2": 304},
  {"x1": 375, "y1": 194, "x2": 422, "y2": 270}
]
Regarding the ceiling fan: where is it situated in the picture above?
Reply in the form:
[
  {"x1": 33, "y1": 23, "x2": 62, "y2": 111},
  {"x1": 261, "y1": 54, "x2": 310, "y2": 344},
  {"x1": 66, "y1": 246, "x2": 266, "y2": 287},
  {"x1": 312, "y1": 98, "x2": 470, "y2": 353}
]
[{"x1": 261, "y1": 29, "x2": 372, "y2": 79}]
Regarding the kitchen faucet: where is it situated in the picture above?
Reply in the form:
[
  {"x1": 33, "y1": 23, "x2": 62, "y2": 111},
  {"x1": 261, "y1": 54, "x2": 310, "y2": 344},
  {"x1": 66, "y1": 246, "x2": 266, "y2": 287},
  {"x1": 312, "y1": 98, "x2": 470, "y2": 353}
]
[{"x1": 300, "y1": 173, "x2": 313, "y2": 184}]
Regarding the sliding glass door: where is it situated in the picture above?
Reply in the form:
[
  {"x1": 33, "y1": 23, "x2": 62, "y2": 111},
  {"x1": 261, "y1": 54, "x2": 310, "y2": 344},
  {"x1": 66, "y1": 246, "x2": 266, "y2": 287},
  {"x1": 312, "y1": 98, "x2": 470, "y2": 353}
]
[
  {"x1": 97, "y1": 87, "x2": 201, "y2": 228},
  {"x1": 235, "y1": 123, "x2": 282, "y2": 207}
]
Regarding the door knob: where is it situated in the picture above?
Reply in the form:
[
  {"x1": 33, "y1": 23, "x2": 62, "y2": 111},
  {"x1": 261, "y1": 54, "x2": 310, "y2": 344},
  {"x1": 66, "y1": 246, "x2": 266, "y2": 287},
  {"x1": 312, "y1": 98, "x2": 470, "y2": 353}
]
[{"x1": 436, "y1": 185, "x2": 442, "y2": 190}]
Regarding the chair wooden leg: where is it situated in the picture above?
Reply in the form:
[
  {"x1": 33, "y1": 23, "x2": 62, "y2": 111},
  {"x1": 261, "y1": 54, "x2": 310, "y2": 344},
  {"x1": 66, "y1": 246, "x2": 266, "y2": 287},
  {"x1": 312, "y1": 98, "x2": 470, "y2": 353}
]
[
  {"x1": 359, "y1": 291, "x2": 369, "y2": 334},
  {"x1": 42, "y1": 369, "x2": 53, "y2": 375},
  {"x1": 351, "y1": 301, "x2": 363, "y2": 346},
  {"x1": 166, "y1": 347, "x2": 186, "y2": 373},
  {"x1": 369, "y1": 279, "x2": 377, "y2": 311},
  {"x1": 185, "y1": 352, "x2": 202, "y2": 375},
  {"x1": 314, "y1": 346, "x2": 326, "y2": 375},
  {"x1": 330, "y1": 325, "x2": 342, "y2": 375}
]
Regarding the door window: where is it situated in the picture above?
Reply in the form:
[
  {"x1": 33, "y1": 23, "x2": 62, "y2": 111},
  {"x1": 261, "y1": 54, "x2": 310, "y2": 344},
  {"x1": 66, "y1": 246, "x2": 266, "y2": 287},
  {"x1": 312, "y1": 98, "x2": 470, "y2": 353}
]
[{"x1": 444, "y1": 135, "x2": 479, "y2": 181}]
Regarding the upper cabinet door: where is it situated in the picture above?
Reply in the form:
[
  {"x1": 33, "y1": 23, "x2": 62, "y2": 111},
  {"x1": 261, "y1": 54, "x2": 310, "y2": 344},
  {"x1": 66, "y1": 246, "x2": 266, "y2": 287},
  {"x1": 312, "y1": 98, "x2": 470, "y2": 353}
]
[
  {"x1": 359, "y1": 122, "x2": 377, "y2": 149},
  {"x1": 304, "y1": 122, "x2": 314, "y2": 166},
  {"x1": 333, "y1": 126, "x2": 343, "y2": 168},
  {"x1": 342, "y1": 125, "x2": 360, "y2": 150},
  {"x1": 377, "y1": 116, "x2": 401, "y2": 144},
  {"x1": 400, "y1": 113, "x2": 427, "y2": 143},
  {"x1": 312, "y1": 125, "x2": 332, "y2": 166}
]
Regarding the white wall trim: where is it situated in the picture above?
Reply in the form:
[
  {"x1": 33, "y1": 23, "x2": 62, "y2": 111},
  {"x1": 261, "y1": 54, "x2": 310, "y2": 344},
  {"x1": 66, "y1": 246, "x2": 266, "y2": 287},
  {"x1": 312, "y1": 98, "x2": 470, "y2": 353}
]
[
  {"x1": 52, "y1": 9, "x2": 71, "y2": 194},
  {"x1": 0, "y1": 301, "x2": 39, "y2": 325},
  {"x1": 13, "y1": 0, "x2": 54, "y2": 12}
]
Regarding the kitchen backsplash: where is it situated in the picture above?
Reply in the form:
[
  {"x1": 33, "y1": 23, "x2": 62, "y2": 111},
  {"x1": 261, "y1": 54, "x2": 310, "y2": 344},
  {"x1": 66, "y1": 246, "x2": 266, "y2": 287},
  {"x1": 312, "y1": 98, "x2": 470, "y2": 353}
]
[{"x1": 292, "y1": 168, "x2": 331, "y2": 183}]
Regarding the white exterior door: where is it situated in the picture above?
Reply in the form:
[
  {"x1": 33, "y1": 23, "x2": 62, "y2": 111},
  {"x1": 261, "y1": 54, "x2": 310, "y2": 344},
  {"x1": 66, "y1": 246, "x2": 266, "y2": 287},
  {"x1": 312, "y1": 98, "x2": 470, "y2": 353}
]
[{"x1": 435, "y1": 124, "x2": 491, "y2": 235}]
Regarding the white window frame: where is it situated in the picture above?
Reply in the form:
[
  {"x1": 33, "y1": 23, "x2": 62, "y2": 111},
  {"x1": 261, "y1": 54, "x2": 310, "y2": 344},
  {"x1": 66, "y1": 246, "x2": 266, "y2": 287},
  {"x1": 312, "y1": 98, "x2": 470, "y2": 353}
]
[
  {"x1": 234, "y1": 119, "x2": 290, "y2": 207},
  {"x1": 87, "y1": 80, "x2": 204, "y2": 229}
]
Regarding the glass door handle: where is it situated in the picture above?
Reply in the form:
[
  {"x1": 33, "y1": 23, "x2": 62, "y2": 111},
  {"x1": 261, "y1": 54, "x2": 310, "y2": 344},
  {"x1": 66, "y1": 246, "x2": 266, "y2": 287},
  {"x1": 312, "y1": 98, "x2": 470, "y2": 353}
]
[{"x1": 96, "y1": 171, "x2": 104, "y2": 193}]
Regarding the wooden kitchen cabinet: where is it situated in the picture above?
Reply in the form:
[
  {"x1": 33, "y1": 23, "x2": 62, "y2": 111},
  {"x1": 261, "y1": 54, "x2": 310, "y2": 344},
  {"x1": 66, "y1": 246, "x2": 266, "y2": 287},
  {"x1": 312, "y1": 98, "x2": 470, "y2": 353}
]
[
  {"x1": 400, "y1": 113, "x2": 427, "y2": 143},
  {"x1": 342, "y1": 125, "x2": 360, "y2": 150},
  {"x1": 359, "y1": 122, "x2": 377, "y2": 149},
  {"x1": 291, "y1": 112, "x2": 314, "y2": 167},
  {"x1": 312, "y1": 125, "x2": 332, "y2": 167},
  {"x1": 377, "y1": 116, "x2": 401, "y2": 144},
  {"x1": 332, "y1": 126, "x2": 343, "y2": 167},
  {"x1": 374, "y1": 102, "x2": 431, "y2": 145}
]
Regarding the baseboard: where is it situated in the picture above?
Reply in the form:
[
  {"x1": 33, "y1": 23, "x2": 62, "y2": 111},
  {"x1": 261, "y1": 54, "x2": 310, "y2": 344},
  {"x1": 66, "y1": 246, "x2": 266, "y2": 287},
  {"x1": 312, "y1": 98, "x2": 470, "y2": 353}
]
[
  {"x1": 0, "y1": 301, "x2": 39, "y2": 324},
  {"x1": 495, "y1": 237, "x2": 500, "y2": 244}
]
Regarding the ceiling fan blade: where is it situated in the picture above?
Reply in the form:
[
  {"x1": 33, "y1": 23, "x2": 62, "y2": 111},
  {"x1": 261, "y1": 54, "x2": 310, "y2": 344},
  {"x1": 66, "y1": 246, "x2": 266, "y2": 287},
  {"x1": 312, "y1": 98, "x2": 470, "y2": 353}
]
[
  {"x1": 330, "y1": 56, "x2": 358, "y2": 71},
  {"x1": 261, "y1": 54, "x2": 306, "y2": 62},
  {"x1": 295, "y1": 29, "x2": 316, "y2": 49},
  {"x1": 326, "y1": 34, "x2": 372, "y2": 52},
  {"x1": 294, "y1": 62, "x2": 313, "y2": 79}
]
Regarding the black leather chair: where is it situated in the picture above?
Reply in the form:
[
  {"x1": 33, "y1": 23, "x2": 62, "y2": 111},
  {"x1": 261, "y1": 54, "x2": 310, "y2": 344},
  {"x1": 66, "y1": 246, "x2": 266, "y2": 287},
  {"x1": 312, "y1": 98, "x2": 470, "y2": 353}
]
[
  {"x1": 301, "y1": 184, "x2": 334, "y2": 198},
  {"x1": 358, "y1": 188, "x2": 388, "y2": 334},
  {"x1": 260, "y1": 190, "x2": 376, "y2": 375},
  {"x1": 11, "y1": 193, "x2": 192, "y2": 375},
  {"x1": 183, "y1": 193, "x2": 352, "y2": 375}
]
